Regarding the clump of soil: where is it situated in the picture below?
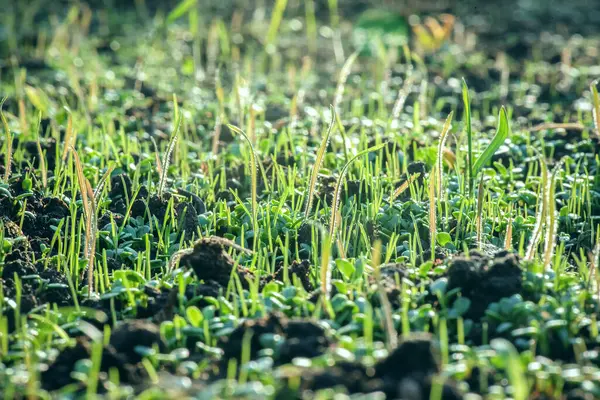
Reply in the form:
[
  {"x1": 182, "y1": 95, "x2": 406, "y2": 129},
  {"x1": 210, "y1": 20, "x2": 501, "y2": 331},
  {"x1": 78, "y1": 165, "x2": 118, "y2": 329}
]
[
  {"x1": 109, "y1": 320, "x2": 166, "y2": 363},
  {"x1": 175, "y1": 202, "x2": 199, "y2": 240},
  {"x1": 178, "y1": 237, "x2": 254, "y2": 288},
  {"x1": 41, "y1": 337, "x2": 131, "y2": 392},
  {"x1": 290, "y1": 333, "x2": 462, "y2": 399},
  {"x1": 1, "y1": 248, "x2": 72, "y2": 332},
  {"x1": 368, "y1": 263, "x2": 410, "y2": 307},
  {"x1": 41, "y1": 320, "x2": 165, "y2": 392},
  {"x1": 446, "y1": 250, "x2": 523, "y2": 320},
  {"x1": 218, "y1": 312, "x2": 330, "y2": 365},
  {"x1": 266, "y1": 259, "x2": 314, "y2": 292}
]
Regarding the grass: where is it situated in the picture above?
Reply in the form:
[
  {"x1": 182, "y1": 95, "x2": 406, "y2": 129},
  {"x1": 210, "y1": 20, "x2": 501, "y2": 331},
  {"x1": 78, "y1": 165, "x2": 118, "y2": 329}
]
[{"x1": 0, "y1": 0, "x2": 600, "y2": 399}]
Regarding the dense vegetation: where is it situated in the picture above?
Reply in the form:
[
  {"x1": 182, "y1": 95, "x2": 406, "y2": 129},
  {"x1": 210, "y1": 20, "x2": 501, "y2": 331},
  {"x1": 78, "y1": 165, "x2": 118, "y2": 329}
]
[{"x1": 1, "y1": 0, "x2": 600, "y2": 398}]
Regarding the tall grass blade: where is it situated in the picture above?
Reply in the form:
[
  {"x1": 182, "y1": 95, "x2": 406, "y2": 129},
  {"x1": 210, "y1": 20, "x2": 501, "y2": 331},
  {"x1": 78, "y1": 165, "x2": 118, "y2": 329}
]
[
  {"x1": 71, "y1": 147, "x2": 97, "y2": 296},
  {"x1": 1, "y1": 97, "x2": 13, "y2": 181},
  {"x1": 227, "y1": 124, "x2": 259, "y2": 249},
  {"x1": 304, "y1": 109, "x2": 336, "y2": 218},
  {"x1": 462, "y1": 79, "x2": 473, "y2": 195},
  {"x1": 85, "y1": 179, "x2": 97, "y2": 296},
  {"x1": 94, "y1": 165, "x2": 114, "y2": 204},
  {"x1": 476, "y1": 178, "x2": 484, "y2": 248},
  {"x1": 34, "y1": 111, "x2": 48, "y2": 188},
  {"x1": 543, "y1": 162, "x2": 562, "y2": 269},
  {"x1": 158, "y1": 113, "x2": 183, "y2": 200},
  {"x1": 525, "y1": 158, "x2": 548, "y2": 260},
  {"x1": 429, "y1": 168, "x2": 437, "y2": 259},
  {"x1": 333, "y1": 52, "x2": 358, "y2": 112},
  {"x1": 436, "y1": 112, "x2": 453, "y2": 195},
  {"x1": 591, "y1": 81, "x2": 600, "y2": 138},
  {"x1": 266, "y1": 0, "x2": 288, "y2": 48}
]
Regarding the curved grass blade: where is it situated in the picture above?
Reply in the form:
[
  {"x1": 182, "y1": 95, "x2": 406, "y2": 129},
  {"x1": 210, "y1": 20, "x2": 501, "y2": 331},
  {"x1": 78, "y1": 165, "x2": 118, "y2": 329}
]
[
  {"x1": 472, "y1": 107, "x2": 509, "y2": 176},
  {"x1": 94, "y1": 165, "x2": 114, "y2": 204},
  {"x1": 436, "y1": 111, "x2": 453, "y2": 195},
  {"x1": 304, "y1": 108, "x2": 336, "y2": 218},
  {"x1": 227, "y1": 124, "x2": 259, "y2": 247},
  {"x1": 328, "y1": 142, "x2": 386, "y2": 242}
]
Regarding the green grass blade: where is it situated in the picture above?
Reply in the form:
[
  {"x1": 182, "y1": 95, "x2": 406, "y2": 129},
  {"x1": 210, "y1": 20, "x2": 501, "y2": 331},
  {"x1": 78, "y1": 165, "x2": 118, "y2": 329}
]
[
  {"x1": 591, "y1": 80, "x2": 600, "y2": 138},
  {"x1": 304, "y1": 108, "x2": 336, "y2": 218},
  {"x1": 266, "y1": 0, "x2": 289, "y2": 48},
  {"x1": 166, "y1": 0, "x2": 197, "y2": 24},
  {"x1": 329, "y1": 142, "x2": 386, "y2": 241},
  {"x1": 436, "y1": 111, "x2": 453, "y2": 195},
  {"x1": 158, "y1": 113, "x2": 183, "y2": 200},
  {"x1": 472, "y1": 106, "x2": 509, "y2": 176},
  {"x1": 227, "y1": 124, "x2": 259, "y2": 248},
  {"x1": 462, "y1": 79, "x2": 473, "y2": 196}
]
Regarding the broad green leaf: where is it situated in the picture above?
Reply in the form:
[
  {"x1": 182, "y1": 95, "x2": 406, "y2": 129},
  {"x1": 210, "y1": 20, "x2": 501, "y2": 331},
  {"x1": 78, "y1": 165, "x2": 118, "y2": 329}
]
[
  {"x1": 335, "y1": 259, "x2": 355, "y2": 280},
  {"x1": 436, "y1": 232, "x2": 452, "y2": 247},
  {"x1": 186, "y1": 306, "x2": 204, "y2": 327},
  {"x1": 472, "y1": 107, "x2": 510, "y2": 175}
]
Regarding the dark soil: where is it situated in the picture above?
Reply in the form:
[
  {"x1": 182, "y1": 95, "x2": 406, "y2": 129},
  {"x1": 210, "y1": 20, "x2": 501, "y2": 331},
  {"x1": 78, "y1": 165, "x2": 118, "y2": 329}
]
[
  {"x1": 288, "y1": 333, "x2": 461, "y2": 399},
  {"x1": 41, "y1": 320, "x2": 164, "y2": 392},
  {"x1": 446, "y1": 250, "x2": 523, "y2": 320},
  {"x1": 109, "y1": 319, "x2": 166, "y2": 363},
  {"x1": 218, "y1": 312, "x2": 330, "y2": 366},
  {"x1": 267, "y1": 259, "x2": 314, "y2": 292},
  {"x1": 179, "y1": 237, "x2": 254, "y2": 288}
]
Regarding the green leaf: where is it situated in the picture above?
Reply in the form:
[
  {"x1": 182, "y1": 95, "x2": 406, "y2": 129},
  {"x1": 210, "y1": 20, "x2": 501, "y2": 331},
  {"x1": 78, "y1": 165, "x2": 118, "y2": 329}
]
[
  {"x1": 472, "y1": 107, "x2": 510, "y2": 176},
  {"x1": 335, "y1": 259, "x2": 355, "y2": 280},
  {"x1": 167, "y1": 0, "x2": 197, "y2": 24},
  {"x1": 436, "y1": 232, "x2": 452, "y2": 247},
  {"x1": 186, "y1": 306, "x2": 204, "y2": 327},
  {"x1": 451, "y1": 297, "x2": 471, "y2": 317},
  {"x1": 262, "y1": 281, "x2": 279, "y2": 296}
]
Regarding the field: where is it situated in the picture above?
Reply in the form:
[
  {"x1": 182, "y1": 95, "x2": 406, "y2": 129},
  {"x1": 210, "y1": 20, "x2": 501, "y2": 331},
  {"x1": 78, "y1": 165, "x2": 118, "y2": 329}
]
[{"x1": 1, "y1": 0, "x2": 600, "y2": 398}]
